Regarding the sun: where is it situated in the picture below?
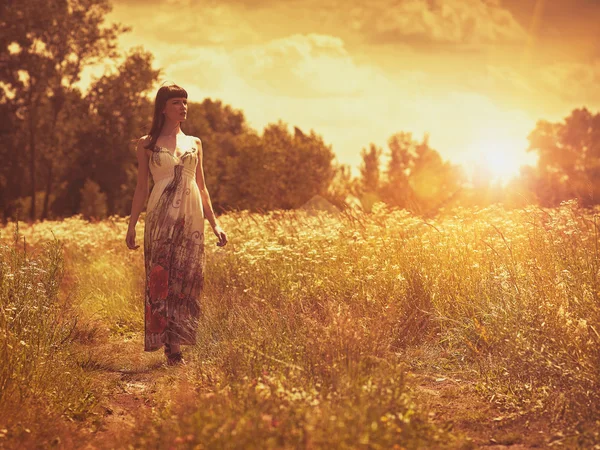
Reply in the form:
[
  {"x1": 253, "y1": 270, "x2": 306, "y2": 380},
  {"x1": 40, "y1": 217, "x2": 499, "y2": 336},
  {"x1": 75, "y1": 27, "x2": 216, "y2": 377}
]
[
  {"x1": 465, "y1": 136, "x2": 534, "y2": 186},
  {"x1": 481, "y1": 141, "x2": 522, "y2": 182}
]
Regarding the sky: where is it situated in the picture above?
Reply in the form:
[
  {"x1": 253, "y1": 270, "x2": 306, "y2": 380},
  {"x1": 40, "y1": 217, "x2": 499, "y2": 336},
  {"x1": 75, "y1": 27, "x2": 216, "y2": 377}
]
[{"x1": 83, "y1": 0, "x2": 600, "y2": 181}]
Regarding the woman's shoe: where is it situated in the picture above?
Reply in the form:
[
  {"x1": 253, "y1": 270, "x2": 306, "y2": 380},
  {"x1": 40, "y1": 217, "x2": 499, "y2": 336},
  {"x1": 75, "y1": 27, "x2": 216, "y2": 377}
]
[
  {"x1": 166, "y1": 352, "x2": 185, "y2": 366},
  {"x1": 164, "y1": 343, "x2": 185, "y2": 366}
]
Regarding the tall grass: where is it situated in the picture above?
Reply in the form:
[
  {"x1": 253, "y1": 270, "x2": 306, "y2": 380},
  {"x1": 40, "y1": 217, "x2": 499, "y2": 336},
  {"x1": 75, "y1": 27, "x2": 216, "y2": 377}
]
[
  {"x1": 127, "y1": 201, "x2": 600, "y2": 447},
  {"x1": 3, "y1": 202, "x2": 600, "y2": 447},
  {"x1": 0, "y1": 215, "x2": 146, "y2": 335},
  {"x1": 194, "y1": 202, "x2": 600, "y2": 433},
  {"x1": 0, "y1": 224, "x2": 96, "y2": 446}
]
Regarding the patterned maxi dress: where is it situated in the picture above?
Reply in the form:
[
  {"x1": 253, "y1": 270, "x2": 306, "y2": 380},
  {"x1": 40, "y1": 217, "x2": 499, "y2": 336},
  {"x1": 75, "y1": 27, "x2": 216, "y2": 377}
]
[{"x1": 144, "y1": 135, "x2": 205, "y2": 351}]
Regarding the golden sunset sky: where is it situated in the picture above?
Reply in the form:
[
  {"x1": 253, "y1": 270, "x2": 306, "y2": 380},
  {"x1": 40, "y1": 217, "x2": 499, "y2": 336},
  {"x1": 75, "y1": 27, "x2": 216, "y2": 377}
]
[{"x1": 84, "y1": 0, "x2": 600, "y2": 181}]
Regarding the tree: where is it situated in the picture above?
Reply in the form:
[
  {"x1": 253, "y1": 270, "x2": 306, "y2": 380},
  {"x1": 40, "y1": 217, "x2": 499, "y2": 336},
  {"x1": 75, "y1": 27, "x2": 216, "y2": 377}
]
[
  {"x1": 410, "y1": 135, "x2": 463, "y2": 213},
  {"x1": 58, "y1": 48, "x2": 159, "y2": 216},
  {"x1": 380, "y1": 132, "x2": 416, "y2": 209},
  {"x1": 257, "y1": 122, "x2": 335, "y2": 210},
  {"x1": 379, "y1": 132, "x2": 464, "y2": 214},
  {"x1": 324, "y1": 163, "x2": 356, "y2": 210},
  {"x1": 187, "y1": 111, "x2": 336, "y2": 212},
  {"x1": 79, "y1": 178, "x2": 108, "y2": 220},
  {"x1": 183, "y1": 98, "x2": 248, "y2": 212},
  {"x1": 0, "y1": 93, "x2": 27, "y2": 221},
  {"x1": 357, "y1": 143, "x2": 383, "y2": 211},
  {"x1": 359, "y1": 143, "x2": 383, "y2": 194},
  {"x1": 207, "y1": 121, "x2": 334, "y2": 212},
  {"x1": 527, "y1": 108, "x2": 600, "y2": 207},
  {"x1": 0, "y1": 0, "x2": 127, "y2": 220},
  {"x1": 218, "y1": 131, "x2": 265, "y2": 211}
]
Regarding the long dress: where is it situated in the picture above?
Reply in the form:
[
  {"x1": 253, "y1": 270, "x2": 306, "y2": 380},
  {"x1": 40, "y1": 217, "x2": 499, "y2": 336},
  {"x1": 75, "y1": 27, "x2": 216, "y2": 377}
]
[{"x1": 143, "y1": 135, "x2": 205, "y2": 352}]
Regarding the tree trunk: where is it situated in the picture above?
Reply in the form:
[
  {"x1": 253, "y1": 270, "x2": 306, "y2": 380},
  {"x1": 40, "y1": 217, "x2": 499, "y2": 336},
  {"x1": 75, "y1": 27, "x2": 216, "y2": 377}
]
[
  {"x1": 42, "y1": 87, "x2": 64, "y2": 221},
  {"x1": 42, "y1": 163, "x2": 53, "y2": 220},
  {"x1": 28, "y1": 89, "x2": 37, "y2": 221}
]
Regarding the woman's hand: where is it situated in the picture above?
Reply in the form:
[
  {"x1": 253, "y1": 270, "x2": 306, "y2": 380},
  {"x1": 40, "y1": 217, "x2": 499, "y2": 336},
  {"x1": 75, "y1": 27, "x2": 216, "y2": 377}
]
[
  {"x1": 213, "y1": 225, "x2": 228, "y2": 247},
  {"x1": 126, "y1": 226, "x2": 140, "y2": 250}
]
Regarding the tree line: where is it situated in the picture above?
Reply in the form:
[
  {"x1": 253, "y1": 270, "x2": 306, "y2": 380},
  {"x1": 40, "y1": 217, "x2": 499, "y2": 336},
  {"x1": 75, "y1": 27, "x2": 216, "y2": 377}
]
[
  {"x1": 350, "y1": 106, "x2": 600, "y2": 214},
  {"x1": 1, "y1": 0, "x2": 599, "y2": 223}
]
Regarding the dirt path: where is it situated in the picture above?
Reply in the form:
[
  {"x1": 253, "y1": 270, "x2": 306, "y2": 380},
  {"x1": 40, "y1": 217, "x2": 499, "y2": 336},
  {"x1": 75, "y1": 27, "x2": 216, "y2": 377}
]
[
  {"x1": 78, "y1": 336, "x2": 556, "y2": 449},
  {"x1": 78, "y1": 335, "x2": 170, "y2": 450},
  {"x1": 82, "y1": 373, "x2": 154, "y2": 449},
  {"x1": 410, "y1": 372, "x2": 555, "y2": 449}
]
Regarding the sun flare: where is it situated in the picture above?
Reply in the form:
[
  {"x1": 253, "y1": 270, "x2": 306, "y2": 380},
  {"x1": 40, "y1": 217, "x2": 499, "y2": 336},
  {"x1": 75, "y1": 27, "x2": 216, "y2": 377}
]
[{"x1": 465, "y1": 136, "x2": 535, "y2": 186}]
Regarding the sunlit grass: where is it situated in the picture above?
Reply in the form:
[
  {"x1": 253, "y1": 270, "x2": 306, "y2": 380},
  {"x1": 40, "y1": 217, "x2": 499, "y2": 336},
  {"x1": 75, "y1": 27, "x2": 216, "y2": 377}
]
[
  {"x1": 2, "y1": 201, "x2": 600, "y2": 447},
  {"x1": 202, "y1": 202, "x2": 600, "y2": 423},
  {"x1": 0, "y1": 229, "x2": 97, "y2": 446}
]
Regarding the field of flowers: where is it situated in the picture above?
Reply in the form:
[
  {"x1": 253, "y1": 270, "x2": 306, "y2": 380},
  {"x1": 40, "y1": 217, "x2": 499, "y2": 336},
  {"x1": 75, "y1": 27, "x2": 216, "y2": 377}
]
[{"x1": 1, "y1": 201, "x2": 599, "y2": 448}]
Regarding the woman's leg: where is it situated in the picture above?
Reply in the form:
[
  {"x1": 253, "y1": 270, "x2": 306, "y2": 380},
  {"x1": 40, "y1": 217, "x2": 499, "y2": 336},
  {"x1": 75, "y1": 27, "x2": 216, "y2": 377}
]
[{"x1": 165, "y1": 327, "x2": 184, "y2": 365}]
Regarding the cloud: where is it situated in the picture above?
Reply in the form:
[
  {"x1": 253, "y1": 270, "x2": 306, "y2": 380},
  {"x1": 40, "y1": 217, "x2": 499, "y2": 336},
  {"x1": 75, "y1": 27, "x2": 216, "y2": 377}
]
[
  {"x1": 230, "y1": 34, "x2": 394, "y2": 98},
  {"x1": 435, "y1": 60, "x2": 600, "y2": 116},
  {"x1": 538, "y1": 62, "x2": 600, "y2": 106},
  {"x1": 113, "y1": 0, "x2": 528, "y2": 50},
  {"x1": 348, "y1": 0, "x2": 528, "y2": 47},
  {"x1": 145, "y1": 33, "x2": 398, "y2": 99},
  {"x1": 107, "y1": 3, "x2": 261, "y2": 47}
]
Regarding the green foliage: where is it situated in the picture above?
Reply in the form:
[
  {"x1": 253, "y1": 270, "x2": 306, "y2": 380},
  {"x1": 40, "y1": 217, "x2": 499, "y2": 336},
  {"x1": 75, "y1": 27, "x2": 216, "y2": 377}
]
[
  {"x1": 359, "y1": 143, "x2": 383, "y2": 195},
  {"x1": 0, "y1": 0, "x2": 127, "y2": 221},
  {"x1": 79, "y1": 179, "x2": 108, "y2": 220},
  {"x1": 0, "y1": 228, "x2": 96, "y2": 424},
  {"x1": 186, "y1": 119, "x2": 336, "y2": 212},
  {"x1": 379, "y1": 133, "x2": 464, "y2": 214},
  {"x1": 527, "y1": 108, "x2": 600, "y2": 207}
]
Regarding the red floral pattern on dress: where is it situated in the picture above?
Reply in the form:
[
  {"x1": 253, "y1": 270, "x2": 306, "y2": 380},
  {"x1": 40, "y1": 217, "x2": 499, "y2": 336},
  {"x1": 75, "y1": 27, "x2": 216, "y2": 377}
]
[
  {"x1": 149, "y1": 264, "x2": 169, "y2": 300},
  {"x1": 146, "y1": 304, "x2": 168, "y2": 333}
]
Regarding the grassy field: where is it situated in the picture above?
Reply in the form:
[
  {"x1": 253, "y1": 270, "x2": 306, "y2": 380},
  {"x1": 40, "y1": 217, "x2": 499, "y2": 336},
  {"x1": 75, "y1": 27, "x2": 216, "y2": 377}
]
[{"x1": 1, "y1": 201, "x2": 600, "y2": 449}]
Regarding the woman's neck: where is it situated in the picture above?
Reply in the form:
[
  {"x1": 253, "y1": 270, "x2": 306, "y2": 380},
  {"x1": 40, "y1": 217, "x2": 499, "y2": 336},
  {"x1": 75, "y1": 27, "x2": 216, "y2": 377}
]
[{"x1": 160, "y1": 121, "x2": 183, "y2": 137}]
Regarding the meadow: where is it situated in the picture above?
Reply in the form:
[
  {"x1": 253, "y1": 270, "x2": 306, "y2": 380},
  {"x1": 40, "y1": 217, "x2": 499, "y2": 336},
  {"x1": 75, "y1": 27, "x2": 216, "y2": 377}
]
[{"x1": 1, "y1": 201, "x2": 599, "y2": 449}]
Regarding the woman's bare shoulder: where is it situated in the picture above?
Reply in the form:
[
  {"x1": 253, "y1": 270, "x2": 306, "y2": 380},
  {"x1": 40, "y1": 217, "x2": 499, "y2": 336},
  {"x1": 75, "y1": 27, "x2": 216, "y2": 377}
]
[
  {"x1": 138, "y1": 135, "x2": 152, "y2": 146},
  {"x1": 136, "y1": 135, "x2": 154, "y2": 154},
  {"x1": 188, "y1": 135, "x2": 202, "y2": 146},
  {"x1": 135, "y1": 136, "x2": 154, "y2": 160}
]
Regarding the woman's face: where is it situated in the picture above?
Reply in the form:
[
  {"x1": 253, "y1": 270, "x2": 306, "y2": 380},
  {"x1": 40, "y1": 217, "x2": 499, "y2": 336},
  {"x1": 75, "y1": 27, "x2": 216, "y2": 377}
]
[{"x1": 163, "y1": 97, "x2": 188, "y2": 122}]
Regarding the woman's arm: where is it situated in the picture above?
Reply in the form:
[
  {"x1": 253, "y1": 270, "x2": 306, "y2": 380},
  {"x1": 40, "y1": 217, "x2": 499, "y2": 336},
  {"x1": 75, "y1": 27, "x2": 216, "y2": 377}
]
[
  {"x1": 194, "y1": 137, "x2": 227, "y2": 246},
  {"x1": 194, "y1": 137, "x2": 218, "y2": 229},
  {"x1": 126, "y1": 137, "x2": 150, "y2": 249}
]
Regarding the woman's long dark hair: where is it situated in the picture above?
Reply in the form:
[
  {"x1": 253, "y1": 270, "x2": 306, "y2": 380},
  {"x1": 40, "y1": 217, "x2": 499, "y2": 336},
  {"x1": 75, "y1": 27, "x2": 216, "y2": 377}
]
[{"x1": 144, "y1": 84, "x2": 188, "y2": 150}]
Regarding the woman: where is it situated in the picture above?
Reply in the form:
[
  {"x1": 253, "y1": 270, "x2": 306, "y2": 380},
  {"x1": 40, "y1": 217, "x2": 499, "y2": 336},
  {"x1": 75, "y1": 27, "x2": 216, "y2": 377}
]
[{"x1": 126, "y1": 84, "x2": 227, "y2": 365}]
